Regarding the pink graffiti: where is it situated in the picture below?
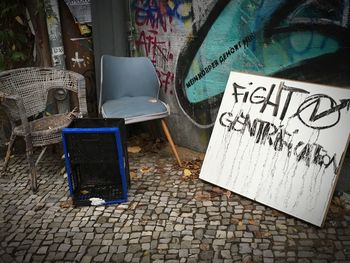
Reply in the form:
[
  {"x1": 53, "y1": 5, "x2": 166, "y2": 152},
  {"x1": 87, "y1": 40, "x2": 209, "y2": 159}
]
[
  {"x1": 157, "y1": 69, "x2": 174, "y2": 94},
  {"x1": 136, "y1": 30, "x2": 173, "y2": 65},
  {"x1": 134, "y1": 0, "x2": 172, "y2": 32},
  {"x1": 132, "y1": 0, "x2": 188, "y2": 95}
]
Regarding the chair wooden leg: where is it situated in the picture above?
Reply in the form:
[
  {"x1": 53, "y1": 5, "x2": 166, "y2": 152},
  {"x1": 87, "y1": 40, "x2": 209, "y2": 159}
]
[
  {"x1": 35, "y1": 147, "x2": 47, "y2": 166},
  {"x1": 27, "y1": 149, "x2": 38, "y2": 193},
  {"x1": 24, "y1": 135, "x2": 38, "y2": 192},
  {"x1": 3, "y1": 132, "x2": 16, "y2": 174},
  {"x1": 160, "y1": 119, "x2": 182, "y2": 167}
]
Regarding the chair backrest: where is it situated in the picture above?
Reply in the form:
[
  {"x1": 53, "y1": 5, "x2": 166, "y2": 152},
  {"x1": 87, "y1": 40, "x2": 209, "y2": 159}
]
[
  {"x1": 100, "y1": 55, "x2": 160, "y2": 111},
  {"x1": 0, "y1": 67, "x2": 85, "y2": 120}
]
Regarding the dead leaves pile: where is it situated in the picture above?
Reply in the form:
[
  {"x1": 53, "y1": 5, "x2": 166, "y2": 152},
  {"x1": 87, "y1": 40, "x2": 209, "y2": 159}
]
[
  {"x1": 60, "y1": 198, "x2": 73, "y2": 209},
  {"x1": 127, "y1": 146, "x2": 142, "y2": 154},
  {"x1": 127, "y1": 133, "x2": 165, "y2": 154},
  {"x1": 129, "y1": 166, "x2": 152, "y2": 181},
  {"x1": 182, "y1": 159, "x2": 202, "y2": 181},
  {"x1": 184, "y1": 164, "x2": 233, "y2": 201},
  {"x1": 328, "y1": 195, "x2": 348, "y2": 220}
]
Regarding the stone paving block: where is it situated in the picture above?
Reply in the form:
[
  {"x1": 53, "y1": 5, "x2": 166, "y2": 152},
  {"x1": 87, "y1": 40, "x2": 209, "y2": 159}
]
[{"x1": 1, "y1": 153, "x2": 350, "y2": 262}]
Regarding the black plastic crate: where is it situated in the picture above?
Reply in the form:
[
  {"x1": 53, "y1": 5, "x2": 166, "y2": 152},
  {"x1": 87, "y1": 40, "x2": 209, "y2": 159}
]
[{"x1": 62, "y1": 118, "x2": 129, "y2": 206}]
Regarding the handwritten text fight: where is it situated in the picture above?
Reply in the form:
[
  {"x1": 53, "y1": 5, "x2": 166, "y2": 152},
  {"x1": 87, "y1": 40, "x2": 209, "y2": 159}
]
[{"x1": 218, "y1": 80, "x2": 350, "y2": 172}]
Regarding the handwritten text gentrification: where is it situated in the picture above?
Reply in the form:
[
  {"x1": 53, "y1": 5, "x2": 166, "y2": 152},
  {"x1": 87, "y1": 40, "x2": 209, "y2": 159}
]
[{"x1": 219, "y1": 81, "x2": 350, "y2": 173}]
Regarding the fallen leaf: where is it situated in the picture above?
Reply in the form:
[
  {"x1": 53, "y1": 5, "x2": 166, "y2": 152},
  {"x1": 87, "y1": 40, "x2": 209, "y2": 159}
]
[
  {"x1": 332, "y1": 196, "x2": 345, "y2": 208},
  {"x1": 242, "y1": 256, "x2": 254, "y2": 263},
  {"x1": 248, "y1": 219, "x2": 255, "y2": 225},
  {"x1": 183, "y1": 168, "x2": 192, "y2": 177},
  {"x1": 212, "y1": 187, "x2": 223, "y2": 193},
  {"x1": 194, "y1": 191, "x2": 211, "y2": 201},
  {"x1": 130, "y1": 171, "x2": 138, "y2": 179},
  {"x1": 140, "y1": 167, "x2": 150, "y2": 173},
  {"x1": 271, "y1": 210, "x2": 283, "y2": 217},
  {"x1": 128, "y1": 146, "x2": 142, "y2": 153},
  {"x1": 180, "y1": 159, "x2": 203, "y2": 181},
  {"x1": 130, "y1": 202, "x2": 138, "y2": 209},
  {"x1": 254, "y1": 231, "x2": 262, "y2": 238},
  {"x1": 80, "y1": 190, "x2": 89, "y2": 195},
  {"x1": 199, "y1": 243, "x2": 210, "y2": 251},
  {"x1": 262, "y1": 231, "x2": 272, "y2": 238},
  {"x1": 231, "y1": 218, "x2": 240, "y2": 225},
  {"x1": 15, "y1": 16, "x2": 24, "y2": 25},
  {"x1": 60, "y1": 198, "x2": 73, "y2": 209},
  {"x1": 225, "y1": 190, "x2": 232, "y2": 199},
  {"x1": 208, "y1": 190, "x2": 221, "y2": 199}
]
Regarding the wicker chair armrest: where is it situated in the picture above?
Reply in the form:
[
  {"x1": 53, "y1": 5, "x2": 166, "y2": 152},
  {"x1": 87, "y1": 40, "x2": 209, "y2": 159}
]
[
  {"x1": 0, "y1": 91, "x2": 20, "y2": 101},
  {"x1": 0, "y1": 92, "x2": 31, "y2": 135},
  {"x1": 66, "y1": 70, "x2": 88, "y2": 117}
]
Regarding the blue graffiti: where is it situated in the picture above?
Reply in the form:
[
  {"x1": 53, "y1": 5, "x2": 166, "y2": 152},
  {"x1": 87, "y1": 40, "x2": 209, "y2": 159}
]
[
  {"x1": 184, "y1": 0, "x2": 343, "y2": 104},
  {"x1": 132, "y1": 0, "x2": 193, "y2": 32},
  {"x1": 175, "y1": 0, "x2": 349, "y2": 127}
]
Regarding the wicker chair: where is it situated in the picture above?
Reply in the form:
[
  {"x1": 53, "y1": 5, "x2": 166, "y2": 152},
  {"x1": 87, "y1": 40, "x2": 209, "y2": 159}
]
[{"x1": 0, "y1": 67, "x2": 87, "y2": 192}]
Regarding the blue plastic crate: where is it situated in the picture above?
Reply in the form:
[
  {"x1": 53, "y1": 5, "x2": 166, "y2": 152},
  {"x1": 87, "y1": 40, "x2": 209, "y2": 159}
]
[{"x1": 62, "y1": 118, "x2": 128, "y2": 206}]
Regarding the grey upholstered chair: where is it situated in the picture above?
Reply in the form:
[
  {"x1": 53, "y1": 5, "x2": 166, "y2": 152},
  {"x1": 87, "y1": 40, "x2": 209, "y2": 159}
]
[{"x1": 99, "y1": 55, "x2": 182, "y2": 167}]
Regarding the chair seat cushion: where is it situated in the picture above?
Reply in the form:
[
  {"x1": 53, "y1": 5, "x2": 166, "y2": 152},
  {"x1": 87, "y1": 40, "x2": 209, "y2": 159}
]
[
  {"x1": 13, "y1": 113, "x2": 75, "y2": 147},
  {"x1": 101, "y1": 96, "x2": 169, "y2": 124}
]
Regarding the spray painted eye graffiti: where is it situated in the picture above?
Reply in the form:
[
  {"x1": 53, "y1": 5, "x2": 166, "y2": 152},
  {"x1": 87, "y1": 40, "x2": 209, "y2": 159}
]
[{"x1": 175, "y1": 0, "x2": 350, "y2": 128}]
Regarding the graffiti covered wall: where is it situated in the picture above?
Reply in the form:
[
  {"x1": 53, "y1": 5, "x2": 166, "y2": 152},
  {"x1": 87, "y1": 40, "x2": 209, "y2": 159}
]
[
  {"x1": 130, "y1": 0, "x2": 194, "y2": 94},
  {"x1": 129, "y1": 0, "x2": 350, "y2": 151}
]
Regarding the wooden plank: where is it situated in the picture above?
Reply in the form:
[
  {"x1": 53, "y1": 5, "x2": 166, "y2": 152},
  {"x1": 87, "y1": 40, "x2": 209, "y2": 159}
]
[
  {"x1": 200, "y1": 71, "x2": 350, "y2": 227},
  {"x1": 60, "y1": 0, "x2": 97, "y2": 116}
]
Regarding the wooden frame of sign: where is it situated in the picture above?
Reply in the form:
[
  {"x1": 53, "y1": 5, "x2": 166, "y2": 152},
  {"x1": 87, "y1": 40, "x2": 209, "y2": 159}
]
[{"x1": 200, "y1": 71, "x2": 350, "y2": 227}]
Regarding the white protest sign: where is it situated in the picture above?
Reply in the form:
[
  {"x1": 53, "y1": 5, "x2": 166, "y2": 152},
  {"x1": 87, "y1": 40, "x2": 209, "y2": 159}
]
[{"x1": 200, "y1": 71, "x2": 350, "y2": 226}]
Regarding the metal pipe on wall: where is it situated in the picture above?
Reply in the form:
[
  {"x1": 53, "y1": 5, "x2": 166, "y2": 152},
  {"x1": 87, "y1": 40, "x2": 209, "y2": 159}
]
[{"x1": 45, "y1": 0, "x2": 70, "y2": 113}]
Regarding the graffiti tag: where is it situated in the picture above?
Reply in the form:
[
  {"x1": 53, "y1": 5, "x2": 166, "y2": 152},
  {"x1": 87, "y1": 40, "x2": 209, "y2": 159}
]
[
  {"x1": 71, "y1": 51, "x2": 84, "y2": 68},
  {"x1": 185, "y1": 33, "x2": 255, "y2": 89},
  {"x1": 133, "y1": 0, "x2": 193, "y2": 31},
  {"x1": 292, "y1": 95, "x2": 350, "y2": 130}
]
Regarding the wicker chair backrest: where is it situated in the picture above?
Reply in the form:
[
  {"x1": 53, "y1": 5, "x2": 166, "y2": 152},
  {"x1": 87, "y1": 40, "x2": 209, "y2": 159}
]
[{"x1": 0, "y1": 67, "x2": 84, "y2": 121}]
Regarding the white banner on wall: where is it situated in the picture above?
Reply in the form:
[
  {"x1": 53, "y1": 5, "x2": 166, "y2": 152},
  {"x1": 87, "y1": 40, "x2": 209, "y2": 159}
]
[{"x1": 200, "y1": 71, "x2": 350, "y2": 226}]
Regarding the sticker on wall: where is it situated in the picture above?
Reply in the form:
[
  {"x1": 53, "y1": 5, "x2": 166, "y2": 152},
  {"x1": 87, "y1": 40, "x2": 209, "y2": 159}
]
[
  {"x1": 199, "y1": 71, "x2": 350, "y2": 227},
  {"x1": 52, "y1": 46, "x2": 64, "y2": 56}
]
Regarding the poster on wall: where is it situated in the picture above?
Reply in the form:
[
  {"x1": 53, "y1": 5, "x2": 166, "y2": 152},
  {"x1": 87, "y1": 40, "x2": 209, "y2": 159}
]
[
  {"x1": 199, "y1": 71, "x2": 350, "y2": 227},
  {"x1": 64, "y1": 0, "x2": 91, "y2": 23}
]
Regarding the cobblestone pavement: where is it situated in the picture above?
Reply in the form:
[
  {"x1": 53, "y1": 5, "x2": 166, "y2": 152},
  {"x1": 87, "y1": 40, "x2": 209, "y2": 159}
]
[{"x1": 0, "y1": 150, "x2": 350, "y2": 263}]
